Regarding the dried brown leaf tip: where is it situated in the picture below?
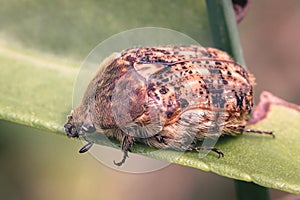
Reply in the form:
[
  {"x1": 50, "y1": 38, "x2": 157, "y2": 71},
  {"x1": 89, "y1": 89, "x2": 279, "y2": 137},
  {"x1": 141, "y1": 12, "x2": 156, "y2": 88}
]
[
  {"x1": 232, "y1": 0, "x2": 250, "y2": 23},
  {"x1": 249, "y1": 91, "x2": 300, "y2": 124}
]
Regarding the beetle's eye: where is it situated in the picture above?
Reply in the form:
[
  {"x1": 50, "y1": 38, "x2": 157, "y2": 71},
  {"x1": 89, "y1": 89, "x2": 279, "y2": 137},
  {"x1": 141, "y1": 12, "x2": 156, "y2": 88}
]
[
  {"x1": 64, "y1": 123, "x2": 79, "y2": 137},
  {"x1": 64, "y1": 123, "x2": 72, "y2": 133},
  {"x1": 82, "y1": 123, "x2": 96, "y2": 133}
]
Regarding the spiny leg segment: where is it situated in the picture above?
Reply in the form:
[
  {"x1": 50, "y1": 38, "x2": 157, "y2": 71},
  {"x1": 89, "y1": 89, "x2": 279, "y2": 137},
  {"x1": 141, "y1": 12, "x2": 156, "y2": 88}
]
[
  {"x1": 113, "y1": 135, "x2": 135, "y2": 166},
  {"x1": 244, "y1": 129, "x2": 275, "y2": 138},
  {"x1": 188, "y1": 145, "x2": 224, "y2": 158}
]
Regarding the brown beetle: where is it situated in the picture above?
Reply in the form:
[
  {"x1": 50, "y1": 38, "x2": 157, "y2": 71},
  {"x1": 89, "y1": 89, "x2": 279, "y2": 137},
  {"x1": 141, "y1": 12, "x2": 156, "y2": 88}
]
[{"x1": 64, "y1": 45, "x2": 273, "y2": 166}]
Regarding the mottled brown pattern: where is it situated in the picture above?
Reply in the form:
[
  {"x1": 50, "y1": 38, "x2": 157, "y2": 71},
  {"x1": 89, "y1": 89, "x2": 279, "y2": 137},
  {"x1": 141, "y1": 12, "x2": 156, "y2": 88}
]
[{"x1": 64, "y1": 45, "x2": 260, "y2": 164}]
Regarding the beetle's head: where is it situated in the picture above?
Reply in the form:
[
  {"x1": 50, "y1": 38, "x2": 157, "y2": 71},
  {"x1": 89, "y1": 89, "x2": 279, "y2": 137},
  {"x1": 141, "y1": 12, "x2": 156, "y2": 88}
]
[
  {"x1": 64, "y1": 112, "x2": 96, "y2": 138},
  {"x1": 64, "y1": 115, "x2": 80, "y2": 138}
]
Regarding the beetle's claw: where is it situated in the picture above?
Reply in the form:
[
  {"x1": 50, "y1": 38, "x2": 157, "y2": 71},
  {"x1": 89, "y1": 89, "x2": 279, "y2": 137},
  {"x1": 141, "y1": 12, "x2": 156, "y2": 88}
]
[
  {"x1": 188, "y1": 146, "x2": 224, "y2": 158},
  {"x1": 154, "y1": 134, "x2": 167, "y2": 144},
  {"x1": 113, "y1": 150, "x2": 129, "y2": 166},
  {"x1": 210, "y1": 147, "x2": 224, "y2": 158}
]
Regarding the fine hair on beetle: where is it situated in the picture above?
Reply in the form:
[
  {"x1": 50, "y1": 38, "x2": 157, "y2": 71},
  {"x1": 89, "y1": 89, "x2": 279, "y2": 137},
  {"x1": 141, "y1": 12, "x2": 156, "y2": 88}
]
[{"x1": 64, "y1": 45, "x2": 274, "y2": 166}]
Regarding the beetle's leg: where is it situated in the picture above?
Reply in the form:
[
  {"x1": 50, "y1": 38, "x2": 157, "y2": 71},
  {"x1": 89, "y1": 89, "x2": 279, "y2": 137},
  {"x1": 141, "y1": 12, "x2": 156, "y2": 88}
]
[
  {"x1": 113, "y1": 150, "x2": 129, "y2": 166},
  {"x1": 82, "y1": 123, "x2": 96, "y2": 133},
  {"x1": 154, "y1": 134, "x2": 167, "y2": 144},
  {"x1": 79, "y1": 135, "x2": 94, "y2": 153},
  {"x1": 188, "y1": 146, "x2": 224, "y2": 158},
  {"x1": 78, "y1": 123, "x2": 96, "y2": 153},
  {"x1": 113, "y1": 135, "x2": 135, "y2": 166},
  {"x1": 244, "y1": 129, "x2": 275, "y2": 138}
]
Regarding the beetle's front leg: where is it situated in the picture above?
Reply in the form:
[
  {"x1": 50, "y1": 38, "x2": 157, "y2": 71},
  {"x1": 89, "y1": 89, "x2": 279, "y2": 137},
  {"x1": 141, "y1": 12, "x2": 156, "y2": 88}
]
[{"x1": 78, "y1": 123, "x2": 96, "y2": 153}]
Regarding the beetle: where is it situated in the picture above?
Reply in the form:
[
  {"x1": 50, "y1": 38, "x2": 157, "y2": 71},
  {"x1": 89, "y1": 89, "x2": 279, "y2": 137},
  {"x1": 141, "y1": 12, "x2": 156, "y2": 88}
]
[{"x1": 64, "y1": 45, "x2": 273, "y2": 166}]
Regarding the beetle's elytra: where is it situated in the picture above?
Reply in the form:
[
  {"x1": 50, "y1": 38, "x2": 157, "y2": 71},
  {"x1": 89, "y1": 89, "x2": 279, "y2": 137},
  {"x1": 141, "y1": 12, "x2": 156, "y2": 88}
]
[{"x1": 64, "y1": 45, "x2": 273, "y2": 166}]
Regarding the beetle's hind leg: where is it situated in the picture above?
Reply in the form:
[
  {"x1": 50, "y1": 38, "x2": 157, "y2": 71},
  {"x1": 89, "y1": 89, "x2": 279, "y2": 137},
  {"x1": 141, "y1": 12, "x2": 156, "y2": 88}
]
[
  {"x1": 188, "y1": 145, "x2": 224, "y2": 158},
  {"x1": 244, "y1": 129, "x2": 275, "y2": 138},
  {"x1": 113, "y1": 135, "x2": 135, "y2": 166}
]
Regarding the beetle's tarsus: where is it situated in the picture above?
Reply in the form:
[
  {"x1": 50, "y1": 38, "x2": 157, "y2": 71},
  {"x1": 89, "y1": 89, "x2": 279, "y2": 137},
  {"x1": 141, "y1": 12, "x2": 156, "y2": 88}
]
[
  {"x1": 244, "y1": 129, "x2": 275, "y2": 138},
  {"x1": 113, "y1": 150, "x2": 129, "y2": 166},
  {"x1": 189, "y1": 146, "x2": 224, "y2": 158},
  {"x1": 113, "y1": 135, "x2": 134, "y2": 166},
  {"x1": 210, "y1": 147, "x2": 224, "y2": 158}
]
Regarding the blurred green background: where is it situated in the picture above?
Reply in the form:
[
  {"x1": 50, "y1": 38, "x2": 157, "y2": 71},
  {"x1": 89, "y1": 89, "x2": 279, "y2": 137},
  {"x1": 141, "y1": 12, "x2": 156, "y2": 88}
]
[{"x1": 0, "y1": 0, "x2": 299, "y2": 199}]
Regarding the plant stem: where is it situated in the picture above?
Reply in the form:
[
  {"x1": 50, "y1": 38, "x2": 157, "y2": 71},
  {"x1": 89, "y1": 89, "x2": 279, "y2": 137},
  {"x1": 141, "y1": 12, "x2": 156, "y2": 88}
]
[
  {"x1": 205, "y1": 0, "x2": 245, "y2": 66},
  {"x1": 205, "y1": 0, "x2": 270, "y2": 199}
]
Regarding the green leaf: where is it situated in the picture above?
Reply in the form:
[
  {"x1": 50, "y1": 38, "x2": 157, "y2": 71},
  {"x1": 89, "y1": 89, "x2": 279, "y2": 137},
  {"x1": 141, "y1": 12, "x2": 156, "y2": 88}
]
[
  {"x1": 0, "y1": 44, "x2": 76, "y2": 134},
  {"x1": 1, "y1": 0, "x2": 300, "y2": 196}
]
